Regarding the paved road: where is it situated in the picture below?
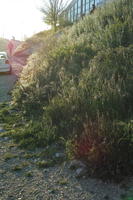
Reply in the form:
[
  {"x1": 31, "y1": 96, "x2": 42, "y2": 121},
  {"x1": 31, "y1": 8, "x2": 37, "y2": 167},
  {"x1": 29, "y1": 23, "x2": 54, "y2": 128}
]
[
  {"x1": 0, "y1": 55, "x2": 24, "y2": 103},
  {"x1": 0, "y1": 74, "x2": 17, "y2": 102}
]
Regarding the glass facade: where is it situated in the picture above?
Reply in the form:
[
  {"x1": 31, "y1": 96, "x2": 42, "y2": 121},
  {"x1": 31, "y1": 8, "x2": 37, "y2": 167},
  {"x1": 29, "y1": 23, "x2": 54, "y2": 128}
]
[
  {"x1": 82, "y1": 0, "x2": 86, "y2": 14},
  {"x1": 64, "y1": 0, "x2": 107, "y2": 23}
]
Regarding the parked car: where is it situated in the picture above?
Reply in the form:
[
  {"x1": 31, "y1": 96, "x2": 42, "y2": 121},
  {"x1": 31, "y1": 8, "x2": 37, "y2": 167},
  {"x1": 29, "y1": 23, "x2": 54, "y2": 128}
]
[{"x1": 0, "y1": 52, "x2": 12, "y2": 74}]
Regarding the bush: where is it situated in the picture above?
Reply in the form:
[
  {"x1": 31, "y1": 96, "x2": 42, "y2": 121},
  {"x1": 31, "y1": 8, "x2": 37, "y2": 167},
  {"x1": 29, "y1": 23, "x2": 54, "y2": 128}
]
[
  {"x1": 12, "y1": 0, "x2": 133, "y2": 179},
  {"x1": 79, "y1": 45, "x2": 133, "y2": 119},
  {"x1": 13, "y1": 119, "x2": 57, "y2": 148},
  {"x1": 68, "y1": 119, "x2": 133, "y2": 179}
]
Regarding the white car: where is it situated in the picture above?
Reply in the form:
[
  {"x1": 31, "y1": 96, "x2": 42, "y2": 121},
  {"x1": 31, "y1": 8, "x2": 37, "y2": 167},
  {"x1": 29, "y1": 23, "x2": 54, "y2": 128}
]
[{"x1": 0, "y1": 52, "x2": 12, "y2": 74}]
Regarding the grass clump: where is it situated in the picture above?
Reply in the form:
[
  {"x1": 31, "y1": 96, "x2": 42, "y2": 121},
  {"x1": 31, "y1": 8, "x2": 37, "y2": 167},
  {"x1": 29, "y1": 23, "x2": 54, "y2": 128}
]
[
  {"x1": 25, "y1": 171, "x2": 33, "y2": 177},
  {"x1": 12, "y1": 162, "x2": 29, "y2": 171},
  {"x1": 23, "y1": 153, "x2": 37, "y2": 159},
  {"x1": 12, "y1": 119, "x2": 57, "y2": 149},
  {"x1": 12, "y1": 165, "x2": 23, "y2": 171},
  {"x1": 12, "y1": 0, "x2": 133, "y2": 180},
  {"x1": 57, "y1": 177, "x2": 68, "y2": 185},
  {"x1": 4, "y1": 153, "x2": 17, "y2": 161},
  {"x1": 36, "y1": 160, "x2": 54, "y2": 168}
]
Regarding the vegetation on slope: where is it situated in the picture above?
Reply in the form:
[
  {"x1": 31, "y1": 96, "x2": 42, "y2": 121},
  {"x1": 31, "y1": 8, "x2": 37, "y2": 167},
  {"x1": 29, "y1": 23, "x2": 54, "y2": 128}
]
[
  {"x1": 13, "y1": 30, "x2": 53, "y2": 57},
  {"x1": 11, "y1": 0, "x2": 133, "y2": 179}
]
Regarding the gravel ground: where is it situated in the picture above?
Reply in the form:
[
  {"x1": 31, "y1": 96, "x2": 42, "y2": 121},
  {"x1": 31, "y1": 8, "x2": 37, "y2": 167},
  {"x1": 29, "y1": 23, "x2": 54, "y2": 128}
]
[
  {"x1": 0, "y1": 136, "x2": 132, "y2": 200},
  {"x1": 0, "y1": 74, "x2": 17, "y2": 102}
]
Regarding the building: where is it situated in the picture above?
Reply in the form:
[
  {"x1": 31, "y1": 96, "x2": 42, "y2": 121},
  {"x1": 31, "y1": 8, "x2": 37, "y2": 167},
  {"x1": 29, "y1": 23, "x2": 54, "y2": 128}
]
[{"x1": 63, "y1": 0, "x2": 108, "y2": 23}]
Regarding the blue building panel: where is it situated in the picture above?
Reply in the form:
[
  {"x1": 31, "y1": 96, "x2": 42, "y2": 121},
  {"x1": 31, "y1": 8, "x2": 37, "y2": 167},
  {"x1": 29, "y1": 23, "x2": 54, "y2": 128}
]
[{"x1": 63, "y1": 0, "x2": 108, "y2": 23}]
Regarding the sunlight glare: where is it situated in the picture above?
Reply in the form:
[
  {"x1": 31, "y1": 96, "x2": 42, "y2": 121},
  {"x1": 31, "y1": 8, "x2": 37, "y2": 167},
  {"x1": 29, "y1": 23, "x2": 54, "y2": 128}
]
[{"x1": 0, "y1": 0, "x2": 49, "y2": 40}]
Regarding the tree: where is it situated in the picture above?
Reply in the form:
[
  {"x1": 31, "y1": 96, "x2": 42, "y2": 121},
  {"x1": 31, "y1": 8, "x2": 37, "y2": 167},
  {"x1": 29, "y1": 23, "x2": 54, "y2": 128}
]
[{"x1": 41, "y1": 0, "x2": 68, "y2": 31}]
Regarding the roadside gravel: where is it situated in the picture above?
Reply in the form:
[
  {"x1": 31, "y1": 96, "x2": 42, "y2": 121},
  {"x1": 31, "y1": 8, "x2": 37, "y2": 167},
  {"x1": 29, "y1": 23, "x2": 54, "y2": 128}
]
[{"x1": 0, "y1": 136, "x2": 132, "y2": 200}]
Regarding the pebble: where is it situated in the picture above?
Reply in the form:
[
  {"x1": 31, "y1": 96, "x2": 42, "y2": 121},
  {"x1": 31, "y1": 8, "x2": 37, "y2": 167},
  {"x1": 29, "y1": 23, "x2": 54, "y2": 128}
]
[
  {"x1": 75, "y1": 167, "x2": 88, "y2": 178},
  {"x1": 55, "y1": 152, "x2": 65, "y2": 158}
]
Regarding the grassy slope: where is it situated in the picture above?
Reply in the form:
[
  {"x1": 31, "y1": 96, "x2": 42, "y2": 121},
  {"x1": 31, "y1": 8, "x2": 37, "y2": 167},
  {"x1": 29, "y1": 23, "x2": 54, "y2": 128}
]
[
  {"x1": 8, "y1": 0, "x2": 133, "y2": 179},
  {"x1": 13, "y1": 30, "x2": 53, "y2": 56}
]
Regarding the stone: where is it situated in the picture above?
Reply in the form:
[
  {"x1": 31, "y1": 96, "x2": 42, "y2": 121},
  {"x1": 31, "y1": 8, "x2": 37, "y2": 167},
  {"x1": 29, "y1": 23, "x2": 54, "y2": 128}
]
[
  {"x1": 75, "y1": 167, "x2": 88, "y2": 178},
  {"x1": 55, "y1": 152, "x2": 65, "y2": 158},
  {"x1": 69, "y1": 160, "x2": 86, "y2": 170}
]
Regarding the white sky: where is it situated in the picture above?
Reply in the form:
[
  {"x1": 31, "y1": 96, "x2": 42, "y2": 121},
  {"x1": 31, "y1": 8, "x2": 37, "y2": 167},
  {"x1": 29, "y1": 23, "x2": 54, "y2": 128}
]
[{"x1": 0, "y1": 0, "x2": 50, "y2": 41}]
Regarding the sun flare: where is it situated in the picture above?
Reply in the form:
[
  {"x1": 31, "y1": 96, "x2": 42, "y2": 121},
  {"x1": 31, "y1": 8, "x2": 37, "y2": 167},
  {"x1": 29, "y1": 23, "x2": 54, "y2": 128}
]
[{"x1": 0, "y1": 0, "x2": 49, "y2": 40}]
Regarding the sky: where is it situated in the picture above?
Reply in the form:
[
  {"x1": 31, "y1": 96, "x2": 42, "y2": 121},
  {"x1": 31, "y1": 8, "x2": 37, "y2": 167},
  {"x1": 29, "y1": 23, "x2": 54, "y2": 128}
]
[{"x1": 0, "y1": 0, "x2": 50, "y2": 41}]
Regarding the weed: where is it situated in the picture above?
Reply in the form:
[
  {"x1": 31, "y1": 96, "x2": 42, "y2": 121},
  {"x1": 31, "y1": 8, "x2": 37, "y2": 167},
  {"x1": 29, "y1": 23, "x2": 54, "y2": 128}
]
[
  {"x1": 12, "y1": 161, "x2": 29, "y2": 171},
  {"x1": 36, "y1": 160, "x2": 54, "y2": 168},
  {"x1": 12, "y1": 165, "x2": 22, "y2": 171},
  {"x1": 23, "y1": 153, "x2": 36, "y2": 159},
  {"x1": 4, "y1": 153, "x2": 17, "y2": 161},
  {"x1": 25, "y1": 171, "x2": 33, "y2": 177},
  {"x1": 11, "y1": 0, "x2": 133, "y2": 179},
  {"x1": 57, "y1": 177, "x2": 68, "y2": 185}
]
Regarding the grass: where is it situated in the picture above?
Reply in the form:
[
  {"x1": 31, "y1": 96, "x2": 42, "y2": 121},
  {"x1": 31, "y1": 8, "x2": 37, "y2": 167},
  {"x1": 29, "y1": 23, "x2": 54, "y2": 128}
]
[
  {"x1": 7, "y1": 142, "x2": 18, "y2": 149},
  {"x1": 4, "y1": 153, "x2": 17, "y2": 161},
  {"x1": 0, "y1": 103, "x2": 23, "y2": 133},
  {"x1": 25, "y1": 171, "x2": 33, "y2": 177},
  {"x1": 5, "y1": 0, "x2": 133, "y2": 180},
  {"x1": 57, "y1": 177, "x2": 68, "y2": 185},
  {"x1": 12, "y1": 165, "x2": 23, "y2": 171},
  {"x1": 121, "y1": 196, "x2": 133, "y2": 200},
  {"x1": 36, "y1": 160, "x2": 54, "y2": 168},
  {"x1": 12, "y1": 161, "x2": 30, "y2": 171},
  {"x1": 23, "y1": 153, "x2": 38, "y2": 159}
]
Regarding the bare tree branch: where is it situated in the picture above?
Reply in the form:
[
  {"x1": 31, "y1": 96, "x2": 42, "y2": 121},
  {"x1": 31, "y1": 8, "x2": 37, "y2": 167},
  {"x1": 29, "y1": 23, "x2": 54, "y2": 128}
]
[{"x1": 40, "y1": 0, "x2": 70, "y2": 31}]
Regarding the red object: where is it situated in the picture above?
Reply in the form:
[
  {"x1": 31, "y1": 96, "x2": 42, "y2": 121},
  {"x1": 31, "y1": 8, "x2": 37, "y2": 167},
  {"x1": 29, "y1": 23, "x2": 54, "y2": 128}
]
[{"x1": 7, "y1": 40, "x2": 15, "y2": 56}]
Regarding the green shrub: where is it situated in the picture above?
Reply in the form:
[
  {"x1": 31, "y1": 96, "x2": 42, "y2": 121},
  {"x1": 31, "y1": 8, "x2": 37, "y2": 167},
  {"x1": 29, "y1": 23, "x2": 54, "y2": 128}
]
[
  {"x1": 79, "y1": 45, "x2": 133, "y2": 119},
  {"x1": 68, "y1": 119, "x2": 133, "y2": 179},
  {"x1": 36, "y1": 160, "x2": 54, "y2": 168},
  {"x1": 12, "y1": 0, "x2": 133, "y2": 179},
  {"x1": 12, "y1": 119, "x2": 57, "y2": 148}
]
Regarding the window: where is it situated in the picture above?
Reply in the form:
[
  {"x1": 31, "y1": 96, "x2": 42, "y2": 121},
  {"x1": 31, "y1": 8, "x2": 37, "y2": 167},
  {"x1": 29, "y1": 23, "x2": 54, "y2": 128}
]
[
  {"x1": 95, "y1": 0, "x2": 104, "y2": 6},
  {"x1": 86, "y1": 0, "x2": 90, "y2": 3},
  {"x1": 78, "y1": 7, "x2": 81, "y2": 15},
  {"x1": 78, "y1": 0, "x2": 82, "y2": 16},
  {"x1": 90, "y1": 0, "x2": 94, "y2": 10},
  {"x1": 65, "y1": 0, "x2": 106, "y2": 22},
  {"x1": 86, "y1": 3, "x2": 90, "y2": 12},
  {"x1": 95, "y1": 0, "x2": 101, "y2": 6},
  {"x1": 70, "y1": 7, "x2": 74, "y2": 22},
  {"x1": 82, "y1": 0, "x2": 86, "y2": 13},
  {"x1": 74, "y1": 2, "x2": 78, "y2": 20},
  {"x1": 82, "y1": 4, "x2": 85, "y2": 13},
  {"x1": 85, "y1": 0, "x2": 90, "y2": 12},
  {"x1": 68, "y1": 10, "x2": 71, "y2": 21},
  {"x1": 78, "y1": 0, "x2": 82, "y2": 7}
]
